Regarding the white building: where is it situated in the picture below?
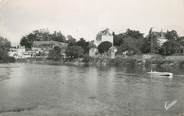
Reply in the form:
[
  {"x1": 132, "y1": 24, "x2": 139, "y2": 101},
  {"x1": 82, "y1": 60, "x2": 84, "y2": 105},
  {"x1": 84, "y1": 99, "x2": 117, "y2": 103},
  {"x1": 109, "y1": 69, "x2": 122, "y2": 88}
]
[
  {"x1": 8, "y1": 46, "x2": 27, "y2": 59},
  {"x1": 157, "y1": 32, "x2": 168, "y2": 46},
  {"x1": 95, "y1": 28, "x2": 114, "y2": 47}
]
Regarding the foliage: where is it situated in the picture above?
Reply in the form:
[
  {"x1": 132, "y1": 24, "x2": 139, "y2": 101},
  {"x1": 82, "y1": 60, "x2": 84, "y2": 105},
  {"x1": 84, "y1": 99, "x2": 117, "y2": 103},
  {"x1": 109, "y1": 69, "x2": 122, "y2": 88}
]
[
  {"x1": 116, "y1": 43, "x2": 129, "y2": 55},
  {"x1": 141, "y1": 28, "x2": 160, "y2": 54},
  {"x1": 0, "y1": 36, "x2": 15, "y2": 62},
  {"x1": 67, "y1": 35, "x2": 77, "y2": 46},
  {"x1": 159, "y1": 40, "x2": 183, "y2": 56},
  {"x1": 123, "y1": 37, "x2": 142, "y2": 54},
  {"x1": 76, "y1": 38, "x2": 90, "y2": 54},
  {"x1": 0, "y1": 36, "x2": 11, "y2": 60},
  {"x1": 82, "y1": 54, "x2": 91, "y2": 63},
  {"x1": 109, "y1": 56, "x2": 136, "y2": 67},
  {"x1": 125, "y1": 29, "x2": 144, "y2": 39},
  {"x1": 20, "y1": 29, "x2": 66, "y2": 49},
  {"x1": 113, "y1": 33, "x2": 125, "y2": 46},
  {"x1": 47, "y1": 46, "x2": 62, "y2": 61},
  {"x1": 51, "y1": 31, "x2": 66, "y2": 42},
  {"x1": 165, "y1": 30, "x2": 178, "y2": 40},
  {"x1": 65, "y1": 46, "x2": 84, "y2": 59},
  {"x1": 113, "y1": 29, "x2": 144, "y2": 47},
  {"x1": 97, "y1": 41, "x2": 112, "y2": 54}
]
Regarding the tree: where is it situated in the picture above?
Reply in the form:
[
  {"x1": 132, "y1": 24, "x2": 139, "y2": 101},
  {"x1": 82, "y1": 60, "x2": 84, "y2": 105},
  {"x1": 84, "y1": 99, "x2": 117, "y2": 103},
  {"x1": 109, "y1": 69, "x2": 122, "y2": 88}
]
[
  {"x1": 178, "y1": 36, "x2": 184, "y2": 46},
  {"x1": 76, "y1": 38, "x2": 90, "y2": 54},
  {"x1": 65, "y1": 46, "x2": 84, "y2": 59},
  {"x1": 0, "y1": 36, "x2": 11, "y2": 60},
  {"x1": 116, "y1": 42, "x2": 129, "y2": 55},
  {"x1": 20, "y1": 36, "x2": 32, "y2": 49},
  {"x1": 51, "y1": 31, "x2": 66, "y2": 42},
  {"x1": 165, "y1": 30, "x2": 178, "y2": 40},
  {"x1": 66, "y1": 35, "x2": 77, "y2": 46},
  {"x1": 20, "y1": 29, "x2": 66, "y2": 49},
  {"x1": 141, "y1": 28, "x2": 160, "y2": 54},
  {"x1": 123, "y1": 37, "x2": 142, "y2": 54},
  {"x1": 125, "y1": 29, "x2": 144, "y2": 39},
  {"x1": 159, "y1": 40, "x2": 183, "y2": 56},
  {"x1": 113, "y1": 33, "x2": 124, "y2": 46},
  {"x1": 47, "y1": 46, "x2": 62, "y2": 61},
  {"x1": 97, "y1": 41, "x2": 112, "y2": 54}
]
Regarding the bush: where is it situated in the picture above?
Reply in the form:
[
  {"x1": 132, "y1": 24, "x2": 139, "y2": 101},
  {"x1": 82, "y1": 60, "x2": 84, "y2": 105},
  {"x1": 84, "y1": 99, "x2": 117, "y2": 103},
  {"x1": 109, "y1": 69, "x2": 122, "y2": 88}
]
[
  {"x1": 109, "y1": 57, "x2": 136, "y2": 67},
  {"x1": 82, "y1": 54, "x2": 91, "y2": 63}
]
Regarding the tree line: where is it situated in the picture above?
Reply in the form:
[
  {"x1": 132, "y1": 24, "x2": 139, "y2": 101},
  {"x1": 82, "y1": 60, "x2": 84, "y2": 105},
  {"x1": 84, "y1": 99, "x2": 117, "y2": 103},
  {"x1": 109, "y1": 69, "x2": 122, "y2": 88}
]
[
  {"x1": 1, "y1": 28, "x2": 184, "y2": 62},
  {"x1": 114, "y1": 28, "x2": 184, "y2": 56},
  {"x1": 19, "y1": 28, "x2": 184, "y2": 60}
]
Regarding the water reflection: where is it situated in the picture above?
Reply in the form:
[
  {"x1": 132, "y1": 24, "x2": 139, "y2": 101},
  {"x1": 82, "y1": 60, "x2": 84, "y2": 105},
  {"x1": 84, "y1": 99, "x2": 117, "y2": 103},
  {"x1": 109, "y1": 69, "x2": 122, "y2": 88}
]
[{"x1": 0, "y1": 64, "x2": 184, "y2": 115}]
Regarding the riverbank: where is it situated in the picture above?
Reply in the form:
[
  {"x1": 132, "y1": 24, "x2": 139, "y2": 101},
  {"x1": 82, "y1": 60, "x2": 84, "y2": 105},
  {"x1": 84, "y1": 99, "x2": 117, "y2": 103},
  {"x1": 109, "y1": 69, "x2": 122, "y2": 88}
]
[
  {"x1": 11, "y1": 55, "x2": 184, "y2": 70},
  {"x1": 0, "y1": 57, "x2": 16, "y2": 63}
]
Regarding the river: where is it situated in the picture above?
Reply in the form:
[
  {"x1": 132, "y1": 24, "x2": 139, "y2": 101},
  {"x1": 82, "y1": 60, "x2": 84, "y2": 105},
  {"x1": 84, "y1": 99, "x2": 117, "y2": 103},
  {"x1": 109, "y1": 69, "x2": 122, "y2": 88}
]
[{"x1": 0, "y1": 63, "x2": 184, "y2": 116}]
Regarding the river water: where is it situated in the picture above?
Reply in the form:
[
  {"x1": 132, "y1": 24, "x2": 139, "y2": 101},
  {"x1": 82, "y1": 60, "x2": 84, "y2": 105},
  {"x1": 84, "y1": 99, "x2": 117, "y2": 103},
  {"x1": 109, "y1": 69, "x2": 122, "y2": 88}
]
[{"x1": 0, "y1": 63, "x2": 184, "y2": 116}]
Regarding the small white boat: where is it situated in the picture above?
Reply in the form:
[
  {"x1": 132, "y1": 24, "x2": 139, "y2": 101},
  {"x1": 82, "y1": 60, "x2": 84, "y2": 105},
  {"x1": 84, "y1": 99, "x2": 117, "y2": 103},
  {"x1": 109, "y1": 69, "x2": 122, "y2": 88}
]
[{"x1": 147, "y1": 71, "x2": 173, "y2": 78}]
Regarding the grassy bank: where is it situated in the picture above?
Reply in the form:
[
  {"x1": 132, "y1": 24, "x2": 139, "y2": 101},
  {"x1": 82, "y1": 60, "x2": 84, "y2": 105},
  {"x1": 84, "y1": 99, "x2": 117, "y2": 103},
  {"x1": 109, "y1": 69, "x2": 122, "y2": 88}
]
[{"x1": 11, "y1": 55, "x2": 184, "y2": 70}]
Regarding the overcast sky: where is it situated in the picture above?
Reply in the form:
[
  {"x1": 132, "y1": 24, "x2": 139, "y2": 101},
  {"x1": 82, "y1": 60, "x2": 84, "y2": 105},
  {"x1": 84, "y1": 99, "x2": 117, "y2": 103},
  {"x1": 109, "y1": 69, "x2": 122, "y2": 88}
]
[{"x1": 0, "y1": 0, "x2": 184, "y2": 45}]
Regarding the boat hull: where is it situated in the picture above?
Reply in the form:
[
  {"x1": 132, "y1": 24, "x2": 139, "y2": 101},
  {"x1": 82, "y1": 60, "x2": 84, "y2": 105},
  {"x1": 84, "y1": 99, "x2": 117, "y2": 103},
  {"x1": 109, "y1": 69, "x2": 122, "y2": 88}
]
[{"x1": 147, "y1": 71, "x2": 173, "y2": 78}]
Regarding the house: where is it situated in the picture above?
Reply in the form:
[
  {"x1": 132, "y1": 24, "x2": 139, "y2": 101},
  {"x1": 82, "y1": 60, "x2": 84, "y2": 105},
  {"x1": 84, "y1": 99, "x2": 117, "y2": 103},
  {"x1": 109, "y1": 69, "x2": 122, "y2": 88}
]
[
  {"x1": 8, "y1": 46, "x2": 27, "y2": 59},
  {"x1": 95, "y1": 28, "x2": 114, "y2": 47}
]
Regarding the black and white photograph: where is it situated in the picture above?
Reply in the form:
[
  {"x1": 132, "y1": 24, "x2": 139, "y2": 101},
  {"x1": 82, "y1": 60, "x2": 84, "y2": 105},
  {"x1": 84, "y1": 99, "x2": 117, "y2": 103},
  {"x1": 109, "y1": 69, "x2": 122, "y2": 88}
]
[{"x1": 0, "y1": 0, "x2": 184, "y2": 115}]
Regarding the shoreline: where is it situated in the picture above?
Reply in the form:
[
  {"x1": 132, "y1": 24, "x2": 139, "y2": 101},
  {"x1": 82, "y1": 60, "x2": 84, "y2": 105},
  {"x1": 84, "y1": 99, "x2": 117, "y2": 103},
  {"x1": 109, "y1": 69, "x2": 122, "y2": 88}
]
[{"x1": 3, "y1": 55, "x2": 183, "y2": 69}]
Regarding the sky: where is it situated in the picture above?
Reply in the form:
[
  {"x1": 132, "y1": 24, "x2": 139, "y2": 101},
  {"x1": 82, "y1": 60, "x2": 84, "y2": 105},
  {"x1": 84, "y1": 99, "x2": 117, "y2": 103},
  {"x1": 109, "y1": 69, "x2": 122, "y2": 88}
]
[{"x1": 0, "y1": 0, "x2": 184, "y2": 45}]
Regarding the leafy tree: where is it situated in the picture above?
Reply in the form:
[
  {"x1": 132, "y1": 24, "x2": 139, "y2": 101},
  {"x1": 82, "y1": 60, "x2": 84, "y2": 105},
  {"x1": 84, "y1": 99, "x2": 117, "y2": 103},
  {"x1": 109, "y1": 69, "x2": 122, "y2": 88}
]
[
  {"x1": 20, "y1": 36, "x2": 33, "y2": 49},
  {"x1": 165, "y1": 30, "x2": 178, "y2": 40},
  {"x1": 125, "y1": 29, "x2": 144, "y2": 39},
  {"x1": 67, "y1": 35, "x2": 77, "y2": 46},
  {"x1": 51, "y1": 31, "x2": 66, "y2": 42},
  {"x1": 65, "y1": 46, "x2": 84, "y2": 59},
  {"x1": 113, "y1": 33, "x2": 125, "y2": 46},
  {"x1": 123, "y1": 37, "x2": 142, "y2": 54},
  {"x1": 159, "y1": 40, "x2": 183, "y2": 56},
  {"x1": 47, "y1": 46, "x2": 62, "y2": 61},
  {"x1": 116, "y1": 43, "x2": 129, "y2": 55},
  {"x1": 141, "y1": 28, "x2": 160, "y2": 54},
  {"x1": 0, "y1": 36, "x2": 11, "y2": 60},
  {"x1": 76, "y1": 38, "x2": 90, "y2": 54},
  {"x1": 97, "y1": 41, "x2": 112, "y2": 54},
  {"x1": 178, "y1": 36, "x2": 184, "y2": 46},
  {"x1": 20, "y1": 29, "x2": 66, "y2": 49}
]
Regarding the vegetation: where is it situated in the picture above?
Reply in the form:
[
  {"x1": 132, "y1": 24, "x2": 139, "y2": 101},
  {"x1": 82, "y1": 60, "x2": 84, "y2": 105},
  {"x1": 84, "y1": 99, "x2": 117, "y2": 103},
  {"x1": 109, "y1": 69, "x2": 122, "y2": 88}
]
[
  {"x1": 141, "y1": 28, "x2": 160, "y2": 54},
  {"x1": 0, "y1": 36, "x2": 15, "y2": 63},
  {"x1": 16, "y1": 28, "x2": 184, "y2": 64},
  {"x1": 97, "y1": 41, "x2": 112, "y2": 54},
  {"x1": 114, "y1": 28, "x2": 184, "y2": 56},
  {"x1": 114, "y1": 29, "x2": 144, "y2": 55},
  {"x1": 20, "y1": 29, "x2": 66, "y2": 49},
  {"x1": 47, "y1": 46, "x2": 63, "y2": 61},
  {"x1": 65, "y1": 46, "x2": 84, "y2": 59},
  {"x1": 159, "y1": 40, "x2": 183, "y2": 56},
  {"x1": 76, "y1": 38, "x2": 90, "y2": 54}
]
